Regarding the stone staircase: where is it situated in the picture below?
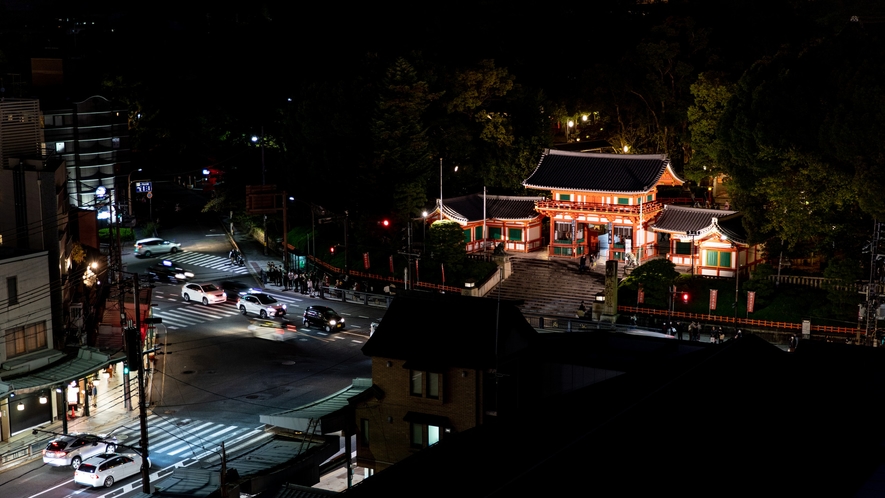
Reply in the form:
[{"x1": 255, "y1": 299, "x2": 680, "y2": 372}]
[{"x1": 491, "y1": 256, "x2": 615, "y2": 317}]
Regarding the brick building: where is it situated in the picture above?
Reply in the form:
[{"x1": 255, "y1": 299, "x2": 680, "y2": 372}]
[{"x1": 353, "y1": 295, "x2": 537, "y2": 473}]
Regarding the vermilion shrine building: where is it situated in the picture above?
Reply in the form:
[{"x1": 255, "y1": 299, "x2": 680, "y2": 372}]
[
  {"x1": 650, "y1": 205, "x2": 764, "y2": 277},
  {"x1": 428, "y1": 193, "x2": 545, "y2": 253},
  {"x1": 522, "y1": 149, "x2": 684, "y2": 261}
]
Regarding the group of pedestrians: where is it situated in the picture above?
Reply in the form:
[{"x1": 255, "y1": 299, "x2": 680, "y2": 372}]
[{"x1": 259, "y1": 263, "x2": 322, "y2": 297}]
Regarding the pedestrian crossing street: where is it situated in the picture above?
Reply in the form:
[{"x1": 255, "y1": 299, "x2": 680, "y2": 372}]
[
  {"x1": 113, "y1": 414, "x2": 269, "y2": 459},
  {"x1": 154, "y1": 290, "x2": 303, "y2": 330},
  {"x1": 160, "y1": 251, "x2": 250, "y2": 275}
]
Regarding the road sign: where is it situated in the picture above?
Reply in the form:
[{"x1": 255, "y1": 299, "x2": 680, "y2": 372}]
[
  {"x1": 135, "y1": 181, "x2": 153, "y2": 193},
  {"x1": 146, "y1": 192, "x2": 153, "y2": 199}
]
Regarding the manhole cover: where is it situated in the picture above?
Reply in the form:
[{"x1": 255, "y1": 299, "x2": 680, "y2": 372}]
[
  {"x1": 181, "y1": 370, "x2": 195, "y2": 374},
  {"x1": 281, "y1": 361, "x2": 296, "y2": 365}
]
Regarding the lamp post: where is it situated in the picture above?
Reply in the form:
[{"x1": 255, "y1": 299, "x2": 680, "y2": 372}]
[
  {"x1": 127, "y1": 168, "x2": 143, "y2": 216},
  {"x1": 252, "y1": 131, "x2": 267, "y2": 255},
  {"x1": 422, "y1": 211, "x2": 428, "y2": 252}
]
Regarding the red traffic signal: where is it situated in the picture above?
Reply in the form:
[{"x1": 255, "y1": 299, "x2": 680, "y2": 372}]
[
  {"x1": 381, "y1": 219, "x2": 390, "y2": 227},
  {"x1": 681, "y1": 292, "x2": 689, "y2": 303},
  {"x1": 330, "y1": 246, "x2": 335, "y2": 254}
]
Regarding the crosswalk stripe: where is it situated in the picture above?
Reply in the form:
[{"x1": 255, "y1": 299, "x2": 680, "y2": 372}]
[
  {"x1": 113, "y1": 416, "x2": 259, "y2": 456},
  {"x1": 168, "y1": 426, "x2": 240, "y2": 456},
  {"x1": 162, "y1": 251, "x2": 250, "y2": 274},
  {"x1": 152, "y1": 422, "x2": 217, "y2": 452}
]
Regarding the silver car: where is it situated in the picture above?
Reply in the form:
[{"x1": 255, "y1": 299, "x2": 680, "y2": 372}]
[
  {"x1": 134, "y1": 237, "x2": 181, "y2": 257},
  {"x1": 42, "y1": 433, "x2": 118, "y2": 469},
  {"x1": 74, "y1": 452, "x2": 150, "y2": 488}
]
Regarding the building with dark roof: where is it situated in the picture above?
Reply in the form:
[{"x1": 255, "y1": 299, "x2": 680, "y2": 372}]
[
  {"x1": 522, "y1": 149, "x2": 683, "y2": 262},
  {"x1": 651, "y1": 204, "x2": 765, "y2": 277},
  {"x1": 342, "y1": 335, "x2": 885, "y2": 497},
  {"x1": 427, "y1": 192, "x2": 546, "y2": 253},
  {"x1": 353, "y1": 294, "x2": 538, "y2": 473}
]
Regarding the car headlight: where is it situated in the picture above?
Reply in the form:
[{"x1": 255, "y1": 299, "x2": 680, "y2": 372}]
[
  {"x1": 281, "y1": 304, "x2": 287, "y2": 309},
  {"x1": 175, "y1": 273, "x2": 186, "y2": 280},
  {"x1": 184, "y1": 272, "x2": 195, "y2": 278},
  {"x1": 329, "y1": 320, "x2": 336, "y2": 325}
]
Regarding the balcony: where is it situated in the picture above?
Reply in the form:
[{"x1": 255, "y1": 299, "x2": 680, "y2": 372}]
[{"x1": 536, "y1": 200, "x2": 664, "y2": 216}]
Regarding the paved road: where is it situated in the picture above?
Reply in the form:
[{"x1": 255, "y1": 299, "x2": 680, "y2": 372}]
[{"x1": 0, "y1": 198, "x2": 379, "y2": 497}]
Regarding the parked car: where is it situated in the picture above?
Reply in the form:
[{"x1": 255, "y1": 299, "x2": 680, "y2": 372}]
[
  {"x1": 302, "y1": 305, "x2": 345, "y2": 332},
  {"x1": 181, "y1": 283, "x2": 227, "y2": 305},
  {"x1": 133, "y1": 237, "x2": 181, "y2": 257},
  {"x1": 42, "y1": 433, "x2": 118, "y2": 470},
  {"x1": 145, "y1": 260, "x2": 194, "y2": 283},
  {"x1": 236, "y1": 291, "x2": 286, "y2": 318},
  {"x1": 74, "y1": 452, "x2": 150, "y2": 488}
]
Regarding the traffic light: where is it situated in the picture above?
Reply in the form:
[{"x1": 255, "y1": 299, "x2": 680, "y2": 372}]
[
  {"x1": 381, "y1": 219, "x2": 390, "y2": 227},
  {"x1": 123, "y1": 362, "x2": 130, "y2": 375},
  {"x1": 682, "y1": 292, "x2": 689, "y2": 304},
  {"x1": 330, "y1": 246, "x2": 335, "y2": 254}
]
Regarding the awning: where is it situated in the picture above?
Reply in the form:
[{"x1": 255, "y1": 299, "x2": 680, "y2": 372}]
[
  {"x1": 0, "y1": 348, "x2": 123, "y2": 399},
  {"x1": 403, "y1": 411, "x2": 451, "y2": 428},
  {"x1": 260, "y1": 378, "x2": 373, "y2": 433}
]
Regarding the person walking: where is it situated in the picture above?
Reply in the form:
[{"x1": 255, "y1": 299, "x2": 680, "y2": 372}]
[
  {"x1": 287, "y1": 270, "x2": 295, "y2": 291},
  {"x1": 307, "y1": 278, "x2": 314, "y2": 297}
]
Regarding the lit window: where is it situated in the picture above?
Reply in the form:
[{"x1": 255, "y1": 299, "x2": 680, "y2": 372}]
[
  {"x1": 410, "y1": 422, "x2": 423, "y2": 448},
  {"x1": 410, "y1": 370, "x2": 423, "y2": 396},
  {"x1": 427, "y1": 372, "x2": 439, "y2": 399}
]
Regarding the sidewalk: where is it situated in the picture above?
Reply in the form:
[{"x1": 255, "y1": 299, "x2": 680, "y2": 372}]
[{"x1": 0, "y1": 366, "x2": 141, "y2": 472}]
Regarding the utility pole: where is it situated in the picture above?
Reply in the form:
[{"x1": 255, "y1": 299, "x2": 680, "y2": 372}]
[
  {"x1": 865, "y1": 220, "x2": 883, "y2": 345},
  {"x1": 130, "y1": 276, "x2": 152, "y2": 493}
]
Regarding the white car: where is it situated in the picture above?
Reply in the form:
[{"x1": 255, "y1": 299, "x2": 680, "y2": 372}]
[
  {"x1": 134, "y1": 237, "x2": 181, "y2": 257},
  {"x1": 181, "y1": 283, "x2": 227, "y2": 305},
  {"x1": 74, "y1": 452, "x2": 150, "y2": 488},
  {"x1": 237, "y1": 291, "x2": 287, "y2": 318},
  {"x1": 42, "y1": 433, "x2": 118, "y2": 469}
]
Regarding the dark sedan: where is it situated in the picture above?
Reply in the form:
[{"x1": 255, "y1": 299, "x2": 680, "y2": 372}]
[
  {"x1": 302, "y1": 305, "x2": 345, "y2": 332},
  {"x1": 145, "y1": 260, "x2": 194, "y2": 283}
]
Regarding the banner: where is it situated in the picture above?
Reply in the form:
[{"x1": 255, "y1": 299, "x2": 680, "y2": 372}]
[
  {"x1": 389, "y1": 255, "x2": 394, "y2": 273},
  {"x1": 709, "y1": 289, "x2": 718, "y2": 311},
  {"x1": 441, "y1": 263, "x2": 445, "y2": 284},
  {"x1": 637, "y1": 285, "x2": 644, "y2": 304},
  {"x1": 363, "y1": 252, "x2": 370, "y2": 269},
  {"x1": 747, "y1": 291, "x2": 756, "y2": 313}
]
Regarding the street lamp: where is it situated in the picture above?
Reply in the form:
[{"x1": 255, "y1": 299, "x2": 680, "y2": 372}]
[
  {"x1": 422, "y1": 210, "x2": 428, "y2": 252},
  {"x1": 252, "y1": 130, "x2": 267, "y2": 255},
  {"x1": 127, "y1": 168, "x2": 143, "y2": 216}
]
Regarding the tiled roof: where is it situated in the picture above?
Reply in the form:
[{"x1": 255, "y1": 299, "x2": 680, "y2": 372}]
[
  {"x1": 361, "y1": 295, "x2": 537, "y2": 369},
  {"x1": 439, "y1": 193, "x2": 545, "y2": 224},
  {"x1": 651, "y1": 205, "x2": 748, "y2": 244},
  {"x1": 523, "y1": 149, "x2": 679, "y2": 193}
]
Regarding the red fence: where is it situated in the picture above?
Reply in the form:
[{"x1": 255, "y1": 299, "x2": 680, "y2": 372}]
[
  {"x1": 618, "y1": 306, "x2": 858, "y2": 335},
  {"x1": 307, "y1": 256, "x2": 463, "y2": 293}
]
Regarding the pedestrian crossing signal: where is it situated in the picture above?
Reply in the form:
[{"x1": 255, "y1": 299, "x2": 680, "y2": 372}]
[
  {"x1": 682, "y1": 292, "x2": 689, "y2": 304},
  {"x1": 123, "y1": 363, "x2": 130, "y2": 375}
]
